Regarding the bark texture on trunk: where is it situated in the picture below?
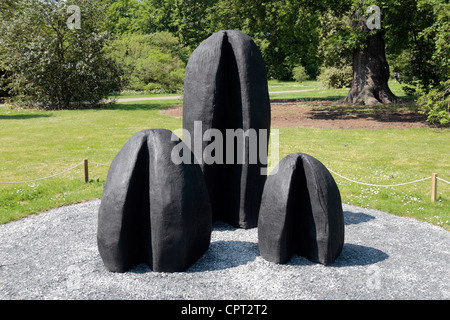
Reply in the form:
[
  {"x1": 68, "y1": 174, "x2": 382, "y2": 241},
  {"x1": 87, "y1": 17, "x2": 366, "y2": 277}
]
[{"x1": 342, "y1": 16, "x2": 398, "y2": 105}]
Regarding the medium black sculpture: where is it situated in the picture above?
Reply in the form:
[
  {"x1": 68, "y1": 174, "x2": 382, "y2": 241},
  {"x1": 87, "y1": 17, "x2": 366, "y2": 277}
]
[
  {"x1": 258, "y1": 153, "x2": 344, "y2": 265},
  {"x1": 97, "y1": 129, "x2": 212, "y2": 273},
  {"x1": 183, "y1": 30, "x2": 271, "y2": 229}
]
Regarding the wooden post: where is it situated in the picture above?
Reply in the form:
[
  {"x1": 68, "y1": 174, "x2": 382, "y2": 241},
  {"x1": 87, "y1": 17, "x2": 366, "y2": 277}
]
[
  {"x1": 431, "y1": 173, "x2": 437, "y2": 202},
  {"x1": 84, "y1": 159, "x2": 89, "y2": 183}
]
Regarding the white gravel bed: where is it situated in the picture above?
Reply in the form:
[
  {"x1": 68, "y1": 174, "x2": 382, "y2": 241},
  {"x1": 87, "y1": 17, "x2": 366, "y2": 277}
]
[{"x1": 0, "y1": 199, "x2": 448, "y2": 300}]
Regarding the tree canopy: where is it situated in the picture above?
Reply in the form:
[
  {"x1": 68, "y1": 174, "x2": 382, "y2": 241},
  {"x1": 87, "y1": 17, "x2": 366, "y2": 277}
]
[
  {"x1": 104, "y1": 0, "x2": 448, "y2": 85},
  {"x1": 0, "y1": 0, "x2": 448, "y2": 117},
  {"x1": 0, "y1": 0, "x2": 123, "y2": 108}
]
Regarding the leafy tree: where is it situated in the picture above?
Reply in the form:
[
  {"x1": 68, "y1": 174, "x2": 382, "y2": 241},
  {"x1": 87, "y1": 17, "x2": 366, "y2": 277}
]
[
  {"x1": 384, "y1": 0, "x2": 445, "y2": 91},
  {"x1": 107, "y1": 32, "x2": 188, "y2": 93},
  {"x1": 0, "y1": 0, "x2": 17, "y2": 98},
  {"x1": 316, "y1": 1, "x2": 399, "y2": 105},
  {"x1": 0, "y1": 0, "x2": 123, "y2": 109},
  {"x1": 152, "y1": 0, "x2": 323, "y2": 80},
  {"x1": 106, "y1": 0, "x2": 143, "y2": 35},
  {"x1": 139, "y1": 0, "x2": 179, "y2": 34},
  {"x1": 319, "y1": 0, "x2": 449, "y2": 105},
  {"x1": 171, "y1": 0, "x2": 217, "y2": 50},
  {"x1": 415, "y1": 0, "x2": 450, "y2": 126},
  {"x1": 102, "y1": 0, "x2": 448, "y2": 108},
  {"x1": 105, "y1": 0, "x2": 179, "y2": 35},
  {"x1": 103, "y1": 0, "x2": 324, "y2": 80}
]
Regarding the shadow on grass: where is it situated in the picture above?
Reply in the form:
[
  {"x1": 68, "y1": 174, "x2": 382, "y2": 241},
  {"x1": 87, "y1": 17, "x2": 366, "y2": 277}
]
[
  {"x1": 309, "y1": 108, "x2": 426, "y2": 123},
  {"x1": 304, "y1": 100, "x2": 427, "y2": 124},
  {"x1": 0, "y1": 114, "x2": 53, "y2": 120},
  {"x1": 270, "y1": 96, "x2": 346, "y2": 103},
  {"x1": 110, "y1": 101, "x2": 182, "y2": 111}
]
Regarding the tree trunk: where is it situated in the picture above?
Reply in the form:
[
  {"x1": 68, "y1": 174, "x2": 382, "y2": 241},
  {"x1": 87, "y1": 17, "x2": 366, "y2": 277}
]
[{"x1": 341, "y1": 16, "x2": 398, "y2": 105}]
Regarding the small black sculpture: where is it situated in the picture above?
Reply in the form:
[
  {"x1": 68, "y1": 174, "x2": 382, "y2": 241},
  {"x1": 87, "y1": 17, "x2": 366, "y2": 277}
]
[
  {"x1": 97, "y1": 129, "x2": 212, "y2": 272},
  {"x1": 183, "y1": 30, "x2": 271, "y2": 229},
  {"x1": 258, "y1": 153, "x2": 345, "y2": 265}
]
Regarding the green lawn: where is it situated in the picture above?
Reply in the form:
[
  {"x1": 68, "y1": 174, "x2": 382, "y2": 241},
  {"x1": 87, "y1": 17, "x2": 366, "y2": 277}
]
[
  {"x1": 0, "y1": 99, "x2": 182, "y2": 223},
  {"x1": 272, "y1": 127, "x2": 449, "y2": 229},
  {"x1": 112, "y1": 79, "x2": 407, "y2": 101},
  {"x1": 1, "y1": 81, "x2": 448, "y2": 229}
]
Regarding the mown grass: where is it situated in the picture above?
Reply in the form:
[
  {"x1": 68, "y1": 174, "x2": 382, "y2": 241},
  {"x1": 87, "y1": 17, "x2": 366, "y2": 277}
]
[
  {"x1": 111, "y1": 79, "x2": 406, "y2": 101},
  {"x1": 1, "y1": 81, "x2": 448, "y2": 229},
  {"x1": 272, "y1": 127, "x2": 449, "y2": 229},
  {"x1": 0, "y1": 99, "x2": 182, "y2": 223}
]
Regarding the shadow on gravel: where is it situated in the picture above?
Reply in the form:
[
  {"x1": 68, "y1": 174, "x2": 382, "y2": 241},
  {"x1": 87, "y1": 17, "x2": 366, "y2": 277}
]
[
  {"x1": 128, "y1": 217, "x2": 388, "y2": 273},
  {"x1": 187, "y1": 240, "x2": 259, "y2": 272},
  {"x1": 333, "y1": 243, "x2": 389, "y2": 267},
  {"x1": 287, "y1": 243, "x2": 389, "y2": 268},
  {"x1": 344, "y1": 211, "x2": 376, "y2": 225},
  {"x1": 126, "y1": 240, "x2": 259, "y2": 274}
]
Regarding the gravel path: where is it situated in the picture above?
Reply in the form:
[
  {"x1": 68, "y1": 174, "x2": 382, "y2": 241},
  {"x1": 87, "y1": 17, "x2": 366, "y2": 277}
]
[{"x1": 0, "y1": 199, "x2": 448, "y2": 300}]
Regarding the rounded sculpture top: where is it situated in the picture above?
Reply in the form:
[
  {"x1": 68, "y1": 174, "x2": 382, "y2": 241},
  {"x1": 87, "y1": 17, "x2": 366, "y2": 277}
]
[{"x1": 182, "y1": 30, "x2": 271, "y2": 229}]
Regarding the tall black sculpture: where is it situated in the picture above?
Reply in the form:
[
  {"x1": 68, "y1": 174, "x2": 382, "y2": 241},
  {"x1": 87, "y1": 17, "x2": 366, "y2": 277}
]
[
  {"x1": 258, "y1": 153, "x2": 345, "y2": 265},
  {"x1": 97, "y1": 129, "x2": 212, "y2": 272},
  {"x1": 183, "y1": 30, "x2": 271, "y2": 229}
]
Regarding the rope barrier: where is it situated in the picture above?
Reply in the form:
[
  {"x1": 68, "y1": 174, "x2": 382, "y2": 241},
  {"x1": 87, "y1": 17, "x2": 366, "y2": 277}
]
[
  {"x1": 436, "y1": 177, "x2": 450, "y2": 185},
  {"x1": 0, "y1": 160, "x2": 447, "y2": 188},
  {"x1": 0, "y1": 162, "x2": 84, "y2": 184},
  {"x1": 327, "y1": 169, "x2": 433, "y2": 188},
  {"x1": 89, "y1": 161, "x2": 110, "y2": 167}
]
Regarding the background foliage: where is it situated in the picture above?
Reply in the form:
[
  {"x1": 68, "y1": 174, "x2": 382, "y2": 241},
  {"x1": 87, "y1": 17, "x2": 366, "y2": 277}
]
[
  {"x1": 107, "y1": 32, "x2": 188, "y2": 93},
  {"x1": 0, "y1": 0, "x2": 123, "y2": 109},
  {"x1": 0, "y1": 0, "x2": 448, "y2": 123},
  {"x1": 317, "y1": 66, "x2": 353, "y2": 89}
]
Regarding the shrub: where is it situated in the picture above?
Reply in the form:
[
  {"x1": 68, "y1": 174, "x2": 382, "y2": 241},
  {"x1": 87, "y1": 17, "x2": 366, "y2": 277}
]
[
  {"x1": 292, "y1": 65, "x2": 309, "y2": 83},
  {"x1": 0, "y1": 0, "x2": 123, "y2": 109},
  {"x1": 317, "y1": 66, "x2": 353, "y2": 89},
  {"x1": 418, "y1": 80, "x2": 450, "y2": 127},
  {"x1": 107, "y1": 32, "x2": 188, "y2": 93},
  {"x1": 402, "y1": 85, "x2": 418, "y2": 98}
]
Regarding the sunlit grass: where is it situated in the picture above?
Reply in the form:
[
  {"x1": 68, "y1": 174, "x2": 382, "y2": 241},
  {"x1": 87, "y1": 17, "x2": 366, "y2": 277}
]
[
  {"x1": 1, "y1": 81, "x2": 448, "y2": 229},
  {"x1": 274, "y1": 126, "x2": 449, "y2": 229},
  {"x1": 0, "y1": 99, "x2": 182, "y2": 223}
]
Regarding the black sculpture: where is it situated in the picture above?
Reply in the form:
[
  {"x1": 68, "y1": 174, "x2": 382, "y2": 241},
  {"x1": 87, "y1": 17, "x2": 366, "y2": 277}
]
[
  {"x1": 97, "y1": 129, "x2": 212, "y2": 272},
  {"x1": 97, "y1": 30, "x2": 345, "y2": 273},
  {"x1": 183, "y1": 30, "x2": 271, "y2": 229},
  {"x1": 258, "y1": 153, "x2": 345, "y2": 265}
]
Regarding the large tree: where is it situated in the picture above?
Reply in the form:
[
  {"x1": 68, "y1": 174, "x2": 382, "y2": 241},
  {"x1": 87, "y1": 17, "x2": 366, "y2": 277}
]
[
  {"x1": 0, "y1": 0, "x2": 122, "y2": 109},
  {"x1": 321, "y1": 0, "x2": 448, "y2": 105},
  {"x1": 102, "y1": 0, "x2": 448, "y2": 108},
  {"x1": 318, "y1": 1, "x2": 400, "y2": 105},
  {"x1": 343, "y1": 8, "x2": 398, "y2": 105}
]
